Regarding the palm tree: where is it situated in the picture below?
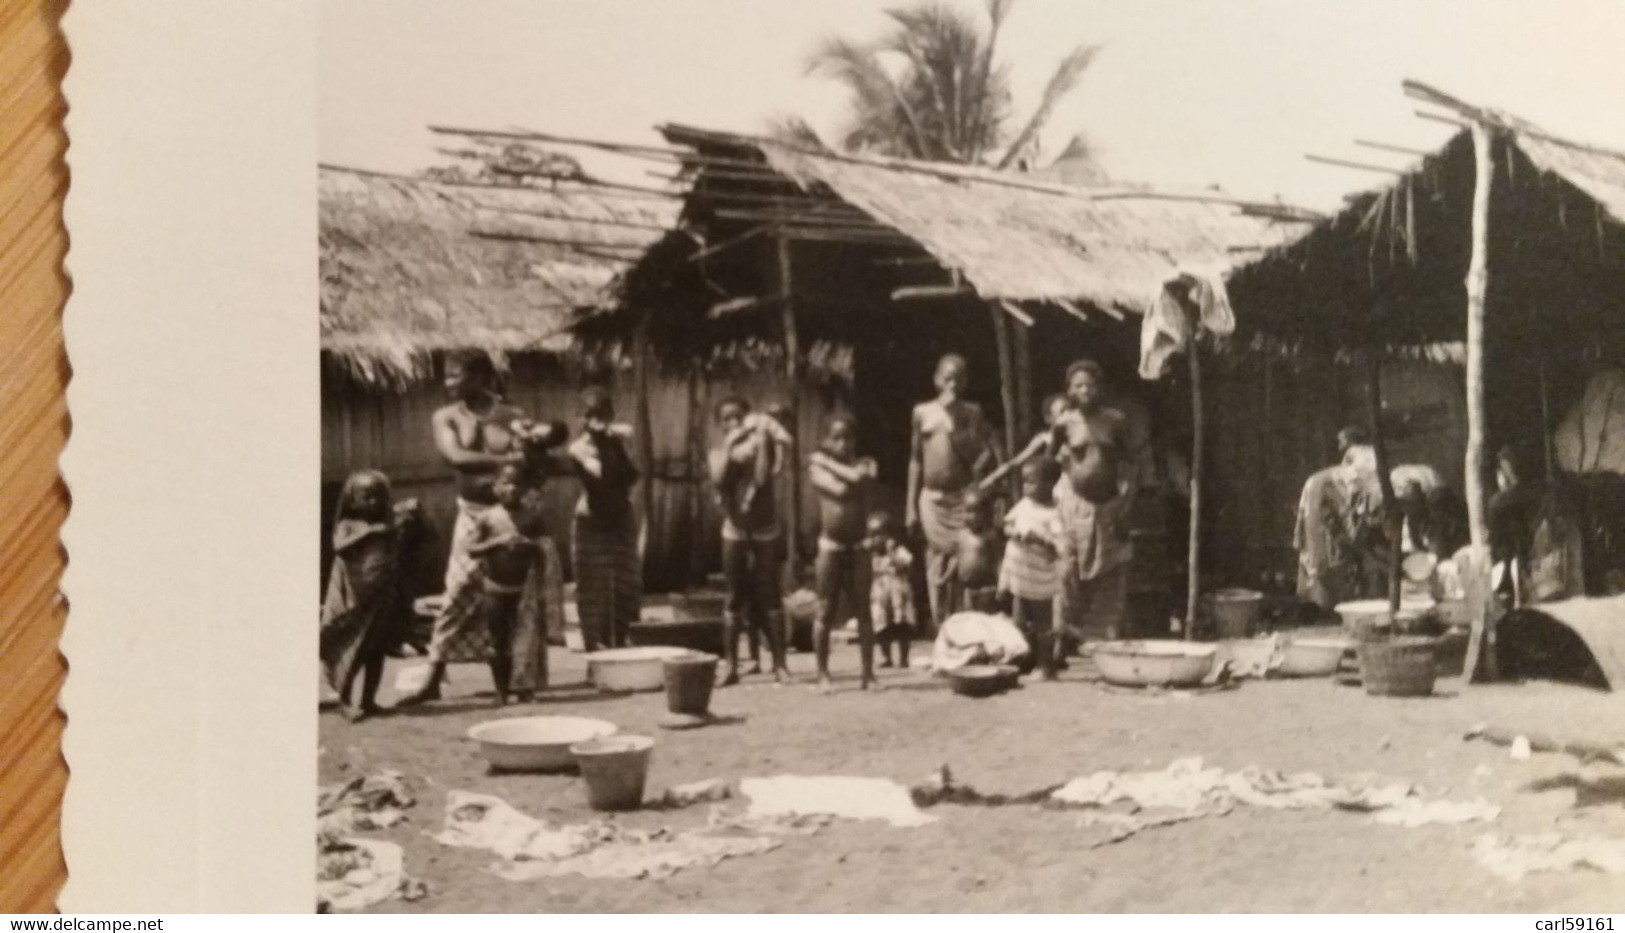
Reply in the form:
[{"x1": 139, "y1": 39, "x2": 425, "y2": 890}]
[{"x1": 783, "y1": 0, "x2": 1099, "y2": 170}]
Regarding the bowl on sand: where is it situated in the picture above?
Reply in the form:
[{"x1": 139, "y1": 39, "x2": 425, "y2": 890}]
[{"x1": 467, "y1": 716, "x2": 618, "y2": 773}]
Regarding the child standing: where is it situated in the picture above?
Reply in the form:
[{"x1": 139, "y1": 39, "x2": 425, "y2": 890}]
[
  {"x1": 463, "y1": 462, "x2": 551, "y2": 705},
  {"x1": 1000, "y1": 457, "x2": 1067, "y2": 679},
  {"x1": 866, "y1": 511, "x2": 917, "y2": 669},
  {"x1": 708, "y1": 397, "x2": 793, "y2": 685},
  {"x1": 955, "y1": 489, "x2": 1003, "y2": 613},
  {"x1": 808, "y1": 416, "x2": 879, "y2": 692},
  {"x1": 321, "y1": 470, "x2": 424, "y2": 722}
]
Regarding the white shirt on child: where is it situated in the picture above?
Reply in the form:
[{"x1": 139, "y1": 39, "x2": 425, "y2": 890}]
[{"x1": 1000, "y1": 498, "x2": 1065, "y2": 601}]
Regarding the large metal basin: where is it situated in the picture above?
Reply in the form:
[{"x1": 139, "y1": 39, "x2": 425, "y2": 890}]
[{"x1": 1093, "y1": 640, "x2": 1217, "y2": 687}]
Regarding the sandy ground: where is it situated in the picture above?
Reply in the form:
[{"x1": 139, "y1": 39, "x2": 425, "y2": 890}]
[{"x1": 320, "y1": 636, "x2": 1625, "y2": 913}]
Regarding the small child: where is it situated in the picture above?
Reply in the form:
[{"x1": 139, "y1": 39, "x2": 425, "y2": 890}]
[
  {"x1": 466, "y1": 462, "x2": 549, "y2": 705},
  {"x1": 321, "y1": 470, "x2": 423, "y2": 722},
  {"x1": 808, "y1": 416, "x2": 879, "y2": 692},
  {"x1": 866, "y1": 511, "x2": 917, "y2": 669},
  {"x1": 1000, "y1": 457, "x2": 1067, "y2": 679},
  {"x1": 955, "y1": 489, "x2": 1002, "y2": 613}
]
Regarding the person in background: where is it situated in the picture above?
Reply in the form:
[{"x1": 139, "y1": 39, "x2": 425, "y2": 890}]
[
  {"x1": 866, "y1": 511, "x2": 917, "y2": 670},
  {"x1": 1053, "y1": 360, "x2": 1137, "y2": 645},
  {"x1": 568, "y1": 387, "x2": 641, "y2": 652},
  {"x1": 1487, "y1": 443, "x2": 1543, "y2": 602},
  {"x1": 1339, "y1": 425, "x2": 1378, "y2": 472},
  {"x1": 955, "y1": 489, "x2": 1002, "y2": 613},
  {"x1": 708, "y1": 397, "x2": 793, "y2": 686},
  {"x1": 906, "y1": 353, "x2": 1002, "y2": 633},
  {"x1": 808, "y1": 415, "x2": 879, "y2": 692},
  {"x1": 1000, "y1": 457, "x2": 1067, "y2": 679},
  {"x1": 321, "y1": 470, "x2": 424, "y2": 722}
]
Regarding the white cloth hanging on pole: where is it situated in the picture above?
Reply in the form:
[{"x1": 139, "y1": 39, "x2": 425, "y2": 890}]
[{"x1": 1138, "y1": 270, "x2": 1237, "y2": 381}]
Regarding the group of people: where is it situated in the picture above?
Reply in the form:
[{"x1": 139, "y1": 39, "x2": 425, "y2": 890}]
[
  {"x1": 320, "y1": 348, "x2": 1151, "y2": 720},
  {"x1": 321, "y1": 351, "x2": 642, "y2": 721},
  {"x1": 1293, "y1": 425, "x2": 1468, "y2": 611},
  {"x1": 800, "y1": 352, "x2": 1152, "y2": 688}
]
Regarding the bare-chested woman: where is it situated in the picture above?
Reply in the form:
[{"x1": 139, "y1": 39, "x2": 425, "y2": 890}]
[
  {"x1": 1052, "y1": 360, "x2": 1140, "y2": 644},
  {"x1": 905, "y1": 354, "x2": 1001, "y2": 632},
  {"x1": 400, "y1": 350, "x2": 535, "y2": 706}
]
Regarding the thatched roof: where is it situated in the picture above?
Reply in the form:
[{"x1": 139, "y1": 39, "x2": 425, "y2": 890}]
[
  {"x1": 319, "y1": 166, "x2": 678, "y2": 387},
  {"x1": 1226, "y1": 104, "x2": 1625, "y2": 361},
  {"x1": 1513, "y1": 129, "x2": 1625, "y2": 225},
  {"x1": 659, "y1": 124, "x2": 1312, "y2": 314}
]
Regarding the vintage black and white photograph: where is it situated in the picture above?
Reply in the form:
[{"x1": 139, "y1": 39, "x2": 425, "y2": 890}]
[{"x1": 314, "y1": 0, "x2": 1625, "y2": 913}]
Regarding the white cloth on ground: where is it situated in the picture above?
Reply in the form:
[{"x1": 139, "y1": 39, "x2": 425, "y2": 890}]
[
  {"x1": 317, "y1": 837, "x2": 413, "y2": 912},
  {"x1": 930, "y1": 610, "x2": 1031, "y2": 673},
  {"x1": 1472, "y1": 833, "x2": 1625, "y2": 881},
  {"x1": 431, "y1": 790, "x2": 782, "y2": 882},
  {"x1": 1050, "y1": 757, "x2": 1499, "y2": 827}
]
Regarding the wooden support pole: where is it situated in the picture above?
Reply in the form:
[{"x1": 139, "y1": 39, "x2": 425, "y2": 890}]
[
  {"x1": 1538, "y1": 354, "x2": 1555, "y2": 480},
  {"x1": 1185, "y1": 318, "x2": 1205, "y2": 639},
  {"x1": 1463, "y1": 119, "x2": 1499, "y2": 683},
  {"x1": 1013, "y1": 320, "x2": 1035, "y2": 441},
  {"x1": 1367, "y1": 352, "x2": 1403, "y2": 613},
  {"x1": 776, "y1": 233, "x2": 803, "y2": 588},
  {"x1": 990, "y1": 304, "x2": 1020, "y2": 502},
  {"x1": 633, "y1": 310, "x2": 656, "y2": 570},
  {"x1": 687, "y1": 364, "x2": 706, "y2": 586}
]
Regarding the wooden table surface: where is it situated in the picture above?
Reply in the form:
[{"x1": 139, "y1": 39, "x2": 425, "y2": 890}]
[{"x1": 0, "y1": 0, "x2": 71, "y2": 913}]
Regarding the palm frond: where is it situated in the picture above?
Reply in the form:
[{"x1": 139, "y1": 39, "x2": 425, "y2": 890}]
[
  {"x1": 806, "y1": 36, "x2": 930, "y2": 158},
  {"x1": 764, "y1": 114, "x2": 829, "y2": 152},
  {"x1": 996, "y1": 43, "x2": 1098, "y2": 170},
  {"x1": 965, "y1": 0, "x2": 1014, "y2": 163}
]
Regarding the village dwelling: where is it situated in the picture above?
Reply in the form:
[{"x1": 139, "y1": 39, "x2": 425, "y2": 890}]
[
  {"x1": 1218, "y1": 86, "x2": 1625, "y2": 687},
  {"x1": 320, "y1": 163, "x2": 863, "y2": 601},
  {"x1": 579, "y1": 121, "x2": 1315, "y2": 634},
  {"x1": 322, "y1": 165, "x2": 675, "y2": 593}
]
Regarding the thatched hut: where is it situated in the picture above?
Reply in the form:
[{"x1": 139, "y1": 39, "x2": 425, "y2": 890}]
[
  {"x1": 1215, "y1": 89, "x2": 1625, "y2": 673},
  {"x1": 319, "y1": 165, "x2": 691, "y2": 592},
  {"x1": 585, "y1": 124, "x2": 1312, "y2": 631}
]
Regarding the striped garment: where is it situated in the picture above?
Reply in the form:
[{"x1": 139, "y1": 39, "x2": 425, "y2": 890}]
[
  {"x1": 1000, "y1": 498, "x2": 1065, "y2": 601},
  {"x1": 571, "y1": 509, "x2": 641, "y2": 650},
  {"x1": 426, "y1": 499, "x2": 549, "y2": 691}
]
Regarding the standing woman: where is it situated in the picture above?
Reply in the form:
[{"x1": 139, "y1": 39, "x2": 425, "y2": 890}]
[
  {"x1": 1052, "y1": 360, "x2": 1137, "y2": 644},
  {"x1": 905, "y1": 353, "x2": 1001, "y2": 632},
  {"x1": 399, "y1": 350, "x2": 529, "y2": 706},
  {"x1": 568, "y1": 387, "x2": 642, "y2": 651}
]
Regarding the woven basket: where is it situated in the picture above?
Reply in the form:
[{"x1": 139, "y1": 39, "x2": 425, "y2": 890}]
[{"x1": 1358, "y1": 636, "x2": 1439, "y2": 697}]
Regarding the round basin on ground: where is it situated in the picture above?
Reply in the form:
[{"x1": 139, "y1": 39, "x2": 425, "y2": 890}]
[
  {"x1": 466, "y1": 716, "x2": 618, "y2": 773},
  {"x1": 1093, "y1": 640, "x2": 1217, "y2": 688},
  {"x1": 1277, "y1": 637, "x2": 1351, "y2": 677},
  {"x1": 586, "y1": 646, "x2": 696, "y2": 693}
]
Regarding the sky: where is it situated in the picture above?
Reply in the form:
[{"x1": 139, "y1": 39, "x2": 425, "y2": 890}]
[{"x1": 320, "y1": 0, "x2": 1625, "y2": 211}]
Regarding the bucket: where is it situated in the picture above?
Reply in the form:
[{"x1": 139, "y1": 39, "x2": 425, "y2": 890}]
[
  {"x1": 1209, "y1": 589, "x2": 1264, "y2": 638},
  {"x1": 570, "y1": 735, "x2": 654, "y2": 811},
  {"x1": 1358, "y1": 636, "x2": 1439, "y2": 697},
  {"x1": 663, "y1": 652, "x2": 718, "y2": 715}
]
